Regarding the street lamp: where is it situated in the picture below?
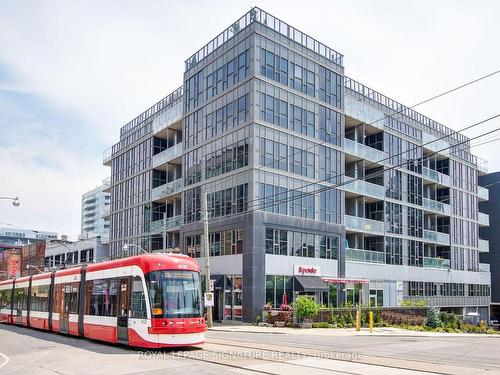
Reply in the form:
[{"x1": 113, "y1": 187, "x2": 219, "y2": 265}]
[
  {"x1": 0, "y1": 196, "x2": 20, "y2": 207},
  {"x1": 122, "y1": 243, "x2": 149, "y2": 256},
  {"x1": 26, "y1": 264, "x2": 43, "y2": 274}
]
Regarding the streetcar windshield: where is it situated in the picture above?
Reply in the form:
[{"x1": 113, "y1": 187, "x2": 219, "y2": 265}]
[{"x1": 145, "y1": 270, "x2": 202, "y2": 318}]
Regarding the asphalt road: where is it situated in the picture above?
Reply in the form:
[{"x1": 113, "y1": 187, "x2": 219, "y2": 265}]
[{"x1": 1, "y1": 323, "x2": 500, "y2": 375}]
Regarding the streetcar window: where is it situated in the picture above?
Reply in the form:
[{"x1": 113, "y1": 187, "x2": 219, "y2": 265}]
[
  {"x1": 85, "y1": 279, "x2": 118, "y2": 317},
  {"x1": 145, "y1": 271, "x2": 201, "y2": 318},
  {"x1": 13, "y1": 287, "x2": 28, "y2": 311},
  {"x1": 0, "y1": 289, "x2": 12, "y2": 310},
  {"x1": 130, "y1": 276, "x2": 147, "y2": 319},
  {"x1": 30, "y1": 284, "x2": 49, "y2": 312},
  {"x1": 53, "y1": 283, "x2": 79, "y2": 314}
]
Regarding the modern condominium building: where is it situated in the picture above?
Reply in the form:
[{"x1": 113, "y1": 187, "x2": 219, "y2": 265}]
[
  {"x1": 80, "y1": 182, "x2": 111, "y2": 242},
  {"x1": 104, "y1": 7, "x2": 491, "y2": 322}
]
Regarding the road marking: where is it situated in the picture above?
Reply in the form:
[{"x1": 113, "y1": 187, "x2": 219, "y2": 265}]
[{"x1": 0, "y1": 352, "x2": 10, "y2": 369}]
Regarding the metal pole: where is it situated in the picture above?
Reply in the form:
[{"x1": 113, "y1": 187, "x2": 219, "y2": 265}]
[
  {"x1": 201, "y1": 192, "x2": 213, "y2": 328},
  {"x1": 162, "y1": 212, "x2": 167, "y2": 251}
]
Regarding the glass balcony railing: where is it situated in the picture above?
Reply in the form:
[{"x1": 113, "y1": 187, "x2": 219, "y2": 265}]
[
  {"x1": 152, "y1": 101, "x2": 183, "y2": 135},
  {"x1": 423, "y1": 257, "x2": 450, "y2": 269},
  {"x1": 423, "y1": 230, "x2": 450, "y2": 246},
  {"x1": 478, "y1": 186, "x2": 489, "y2": 201},
  {"x1": 149, "y1": 215, "x2": 183, "y2": 234},
  {"x1": 345, "y1": 215, "x2": 384, "y2": 235},
  {"x1": 479, "y1": 263, "x2": 490, "y2": 272},
  {"x1": 151, "y1": 179, "x2": 183, "y2": 201},
  {"x1": 422, "y1": 198, "x2": 451, "y2": 216},
  {"x1": 102, "y1": 205, "x2": 111, "y2": 218},
  {"x1": 344, "y1": 139, "x2": 385, "y2": 164},
  {"x1": 152, "y1": 142, "x2": 182, "y2": 168},
  {"x1": 422, "y1": 167, "x2": 450, "y2": 186},
  {"x1": 479, "y1": 239, "x2": 489, "y2": 253},
  {"x1": 103, "y1": 146, "x2": 112, "y2": 166},
  {"x1": 478, "y1": 212, "x2": 489, "y2": 226},
  {"x1": 343, "y1": 178, "x2": 385, "y2": 200},
  {"x1": 346, "y1": 248, "x2": 385, "y2": 264}
]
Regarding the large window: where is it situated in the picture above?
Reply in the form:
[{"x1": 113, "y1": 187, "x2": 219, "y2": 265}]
[
  {"x1": 319, "y1": 189, "x2": 342, "y2": 224},
  {"x1": 289, "y1": 146, "x2": 315, "y2": 179},
  {"x1": 265, "y1": 228, "x2": 288, "y2": 255},
  {"x1": 259, "y1": 183, "x2": 288, "y2": 215},
  {"x1": 207, "y1": 183, "x2": 248, "y2": 218},
  {"x1": 85, "y1": 279, "x2": 118, "y2": 316},
  {"x1": 319, "y1": 236, "x2": 338, "y2": 259},
  {"x1": 290, "y1": 62, "x2": 315, "y2": 96},
  {"x1": 206, "y1": 94, "x2": 250, "y2": 139},
  {"x1": 186, "y1": 229, "x2": 243, "y2": 258},
  {"x1": 0, "y1": 289, "x2": 12, "y2": 310},
  {"x1": 259, "y1": 138, "x2": 288, "y2": 171},
  {"x1": 205, "y1": 139, "x2": 248, "y2": 179},
  {"x1": 130, "y1": 276, "x2": 148, "y2": 319},
  {"x1": 319, "y1": 106, "x2": 342, "y2": 146},
  {"x1": 385, "y1": 202, "x2": 402, "y2": 234},
  {"x1": 319, "y1": 66, "x2": 342, "y2": 108},
  {"x1": 266, "y1": 275, "x2": 293, "y2": 307},
  {"x1": 290, "y1": 105, "x2": 315, "y2": 137},
  {"x1": 30, "y1": 284, "x2": 50, "y2": 312},
  {"x1": 319, "y1": 146, "x2": 341, "y2": 183},
  {"x1": 408, "y1": 240, "x2": 423, "y2": 267},
  {"x1": 146, "y1": 270, "x2": 201, "y2": 318},
  {"x1": 13, "y1": 287, "x2": 28, "y2": 311},
  {"x1": 385, "y1": 237, "x2": 402, "y2": 265},
  {"x1": 259, "y1": 93, "x2": 288, "y2": 128},
  {"x1": 260, "y1": 48, "x2": 288, "y2": 85}
]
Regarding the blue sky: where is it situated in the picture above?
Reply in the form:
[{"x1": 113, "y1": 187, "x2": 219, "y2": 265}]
[{"x1": 1, "y1": 0, "x2": 499, "y2": 238}]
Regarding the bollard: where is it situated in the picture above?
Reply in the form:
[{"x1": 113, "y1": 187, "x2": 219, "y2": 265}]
[
  {"x1": 356, "y1": 310, "x2": 360, "y2": 331},
  {"x1": 480, "y1": 320, "x2": 484, "y2": 331},
  {"x1": 369, "y1": 311, "x2": 373, "y2": 334}
]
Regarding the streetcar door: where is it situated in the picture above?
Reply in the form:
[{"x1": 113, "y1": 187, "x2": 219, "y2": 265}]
[
  {"x1": 59, "y1": 284, "x2": 70, "y2": 334},
  {"x1": 117, "y1": 278, "x2": 131, "y2": 344}
]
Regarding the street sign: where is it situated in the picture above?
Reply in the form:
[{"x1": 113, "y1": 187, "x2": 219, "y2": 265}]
[{"x1": 204, "y1": 292, "x2": 214, "y2": 307}]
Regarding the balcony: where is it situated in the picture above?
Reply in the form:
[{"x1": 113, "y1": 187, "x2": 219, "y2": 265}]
[
  {"x1": 151, "y1": 179, "x2": 183, "y2": 201},
  {"x1": 102, "y1": 177, "x2": 111, "y2": 193},
  {"x1": 152, "y1": 143, "x2": 182, "y2": 168},
  {"x1": 479, "y1": 239, "x2": 489, "y2": 253},
  {"x1": 152, "y1": 101, "x2": 183, "y2": 135},
  {"x1": 479, "y1": 263, "x2": 490, "y2": 273},
  {"x1": 423, "y1": 230, "x2": 450, "y2": 246},
  {"x1": 103, "y1": 205, "x2": 111, "y2": 218},
  {"x1": 478, "y1": 186, "x2": 489, "y2": 201},
  {"x1": 423, "y1": 257, "x2": 450, "y2": 269},
  {"x1": 422, "y1": 198, "x2": 451, "y2": 216},
  {"x1": 149, "y1": 215, "x2": 183, "y2": 235},
  {"x1": 422, "y1": 132, "x2": 451, "y2": 156},
  {"x1": 422, "y1": 167, "x2": 449, "y2": 186},
  {"x1": 343, "y1": 178, "x2": 385, "y2": 200},
  {"x1": 344, "y1": 139, "x2": 385, "y2": 164},
  {"x1": 345, "y1": 215, "x2": 384, "y2": 235},
  {"x1": 103, "y1": 146, "x2": 112, "y2": 166},
  {"x1": 478, "y1": 212, "x2": 489, "y2": 226},
  {"x1": 346, "y1": 248, "x2": 384, "y2": 264}
]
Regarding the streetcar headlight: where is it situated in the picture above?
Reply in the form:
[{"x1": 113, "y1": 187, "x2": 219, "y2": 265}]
[{"x1": 153, "y1": 308, "x2": 163, "y2": 316}]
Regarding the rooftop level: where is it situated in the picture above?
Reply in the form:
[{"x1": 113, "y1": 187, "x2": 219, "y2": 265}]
[{"x1": 184, "y1": 7, "x2": 343, "y2": 71}]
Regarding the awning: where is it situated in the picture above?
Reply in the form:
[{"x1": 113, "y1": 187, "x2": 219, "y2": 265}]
[
  {"x1": 322, "y1": 278, "x2": 369, "y2": 284},
  {"x1": 293, "y1": 276, "x2": 330, "y2": 292}
]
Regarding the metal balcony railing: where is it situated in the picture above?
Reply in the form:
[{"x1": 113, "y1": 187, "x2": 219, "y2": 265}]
[
  {"x1": 346, "y1": 248, "x2": 385, "y2": 264},
  {"x1": 423, "y1": 257, "x2": 450, "y2": 269},
  {"x1": 344, "y1": 139, "x2": 385, "y2": 164},
  {"x1": 423, "y1": 230, "x2": 450, "y2": 246},
  {"x1": 422, "y1": 198, "x2": 451, "y2": 216},
  {"x1": 345, "y1": 215, "x2": 384, "y2": 235},
  {"x1": 151, "y1": 179, "x2": 183, "y2": 201}
]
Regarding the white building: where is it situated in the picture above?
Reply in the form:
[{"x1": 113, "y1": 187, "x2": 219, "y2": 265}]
[{"x1": 80, "y1": 180, "x2": 111, "y2": 242}]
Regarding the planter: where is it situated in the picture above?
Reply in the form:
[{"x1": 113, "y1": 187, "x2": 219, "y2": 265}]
[
  {"x1": 300, "y1": 321, "x2": 313, "y2": 329},
  {"x1": 258, "y1": 322, "x2": 269, "y2": 327},
  {"x1": 274, "y1": 321, "x2": 285, "y2": 328}
]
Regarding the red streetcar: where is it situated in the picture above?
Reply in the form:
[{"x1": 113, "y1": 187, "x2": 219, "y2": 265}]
[{"x1": 0, "y1": 254, "x2": 206, "y2": 348}]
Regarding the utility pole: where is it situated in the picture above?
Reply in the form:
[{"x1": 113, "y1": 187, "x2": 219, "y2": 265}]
[
  {"x1": 162, "y1": 212, "x2": 167, "y2": 251},
  {"x1": 201, "y1": 192, "x2": 213, "y2": 327}
]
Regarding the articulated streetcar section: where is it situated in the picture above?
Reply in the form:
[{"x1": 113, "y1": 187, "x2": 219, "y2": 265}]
[{"x1": 0, "y1": 254, "x2": 206, "y2": 348}]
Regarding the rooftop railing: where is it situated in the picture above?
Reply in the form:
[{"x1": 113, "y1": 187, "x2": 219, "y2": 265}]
[{"x1": 185, "y1": 7, "x2": 343, "y2": 71}]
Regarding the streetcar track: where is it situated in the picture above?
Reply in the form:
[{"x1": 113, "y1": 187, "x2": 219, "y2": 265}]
[{"x1": 203, "y1": 338, "x2": 477, "y2": 375}]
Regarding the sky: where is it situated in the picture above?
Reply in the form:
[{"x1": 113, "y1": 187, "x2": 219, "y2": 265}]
[{"x1": 0, "y1": 0, "x2": 499, "y2": 239}]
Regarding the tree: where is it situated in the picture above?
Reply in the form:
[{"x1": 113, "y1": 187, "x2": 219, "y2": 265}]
[
  {"x1": 426, "y1": 307, "x2": 441, "y2": 328},
  {"x1": 293, "y1": 296, "x2": 319, "y2": 321}
]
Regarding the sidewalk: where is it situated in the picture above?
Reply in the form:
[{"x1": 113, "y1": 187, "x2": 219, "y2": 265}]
[{"x1": 209, "y1": 324, "x2": 499, "y2": 338}]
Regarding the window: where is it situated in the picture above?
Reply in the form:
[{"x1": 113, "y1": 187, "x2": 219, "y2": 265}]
[
  {"x1": 290, "y1": 62, "x2": 315, "y2": 96},
  {"x1": 259, "y1": 93, "x2": 288, "y2": 128},
  {"x1": 206, "y1": 139, "x2": 249, "y2": 179},
  {"x1": 319, "y1": 66, "x2": 342, "y2": 108},
  {"x1": 385, "y1": 202, "x2": 402, "y2": 234},
  {"x1": 288, "y1": 189, "x2": 315, "y2": 220},
  {"x1": 320, "y1": 236, "x2": 338, "y2": 259},
  {"x1": 408, "y1": 240, "x2": 423, "y2": 267},
  {"x1": 290, "y1": 105, "x2": 315, "y2": 137},
  {"x1": 207, "y1": 183, "x2": 248, "y2": 218},
  {"x1": 289, "y1": 146, "x2": 315, "y2": 178},
  {"x1": 265, "y1": 228, "x2": 288, "y2": 255},
  {"x1": 0, "y1": 289, "x2": 12, "y2": 310},
  {"x1": 85, "y1": 279, "x2": 118, "y2": 316},
  {"x1": 259, "y1": 183, "x2": 287, "y2": 215},
  {"x1": 319, "y1": 146, "x2": 341, "y2": 183},
  {"x1": 146, "y1": 270, "x2": 201, "y2": 318},
  {"x1": 260, "y1": 48, "x2": 288, "y2": 85},
  {"x1": 206, "y1": 94, "x2": 250, "y2": 139},
  {"x1": 385, "y1": 237, "x2": 402, "y2": 265},
  {"x1": 319, "y1": 106, "x2": 342, "y2": 145},
  {"x1": 259, "y1": 138, "x2": 288, "y2": 171},
  {"x1": 130, "y1": 276, "x2": 147, "y2": 319},
  {"x1": 319, "y1": 189, "x2": 342, "y2": 224},
  {"x1": 13, "y1": 287, "x2": 28, "y2": 311},
  {"x1": 407, "y1": 207, "x2": 423, "y2": 237},
  {"x1": 30, "y1": 284, "x2": 50, "y2": 312}
]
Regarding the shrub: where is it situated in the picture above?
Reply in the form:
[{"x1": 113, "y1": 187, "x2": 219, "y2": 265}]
[
  {"x1": 426, "y1": 307, "x2": 441, "y2": 328},
  {"x1": 255, "y1": 315, "x2": 262, "y2": 325},
  {"x1": 401, "y1": 299, "x2": 427, "y2": 307},
  {"x1": 294, "y1": 296, "x2": 320, "y2": 320},
  {"x1": 381, "y1": 311, "x2": 425, "y2": 326},
  {"x1": 266, "y1": 310, "x2": 293, "y2": 325},
  {"x1": 312, "y1": 322, "x2": 329, "y2": 328}
]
